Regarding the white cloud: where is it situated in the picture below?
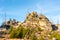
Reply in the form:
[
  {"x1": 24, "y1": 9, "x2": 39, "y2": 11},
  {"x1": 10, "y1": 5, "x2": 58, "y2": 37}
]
[
  {"x1": 36, "y1": 2, "x2": 60, "y2": 24},
  {"x1": 46, "y1": 15, "x2": 60, "y2": 24},
  {"x1": 36, "y1": 2, "x2": 60, "y2": 14}
]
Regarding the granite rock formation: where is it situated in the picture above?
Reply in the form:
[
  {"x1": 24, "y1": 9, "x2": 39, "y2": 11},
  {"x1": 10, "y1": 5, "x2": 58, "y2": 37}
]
[{"x1": 21, "y1": 12, "x2": 52, "y2": 31}]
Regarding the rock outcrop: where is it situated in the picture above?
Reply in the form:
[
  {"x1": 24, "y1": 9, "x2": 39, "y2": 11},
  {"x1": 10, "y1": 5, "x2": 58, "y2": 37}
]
[
  {"x1": 38, "y1": 14, "x2": 52, "y2": 31},
  {"x1": 21, "y1": 12, "x2": 52, "y2": 31},
  {"x1": 1, "y1": 19, "x2": 21, "y2": 29},
  {"x1": 1, "y1": 12, "x2": 53, "y2": 31}
]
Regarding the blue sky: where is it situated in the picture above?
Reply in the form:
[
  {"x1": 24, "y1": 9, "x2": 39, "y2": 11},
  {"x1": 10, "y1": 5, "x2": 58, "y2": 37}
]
[{"x1": 0, "y1": 0, "x2": 60, "y2": 25}]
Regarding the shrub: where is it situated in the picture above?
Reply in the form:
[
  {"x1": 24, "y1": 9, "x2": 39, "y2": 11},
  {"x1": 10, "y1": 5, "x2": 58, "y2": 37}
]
[
  {"x1": 10, "y1": 29, "x2": 16, "y2": 38},
  {"x1": 50, "y1": 32, "x2": 60, "y2": 40},
  {"x1": 9, "y1": 27, "x2": 13, "y2": 33},
  {"x1": 16, "y1": 26, "x2": 27, "y2": 38},
  {"x1": 30, "y1": 34, "x2": 37, "y2": 40},
  {"x1": 9, "y1": 25, "x2": 43, "y2": 39},
  {"x1": 3, "y1": 31, "x2": 7, "y2": 34},
  {"x1": 9, "y1": 25, "x2": 27, "y2": 38},
  {"x1": 38, "y1": 27, "x2": 43, "y2": 31}
]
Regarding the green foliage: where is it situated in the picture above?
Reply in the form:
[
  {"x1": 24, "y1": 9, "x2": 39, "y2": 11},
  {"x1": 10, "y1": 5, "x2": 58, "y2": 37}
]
[
  {"x1": 16, "y1": 26, "x2": 27, "y2": 38},
  {"x1": 9, "y1": 27, "x2": 13, "y2": 33},
  {"x1": 38, "y1": 27, "x2": 43, "y2": 31},
  {"x1": 9, "y1": 25, "x2": 47, "y2": 40},
  {"x1": 10, "y1": 29, "x2": 16, "y2": 38},
  {"x1": 9, "y1": 25, "x2": 27, "y2": 38},
  {"x1": 38, "y1": 35, "x2": 44, "y2": 40},
  {"x1": 50, "y1": 32, "x2": 60, "y2": 40},
  {"x1": 30, "y1": 34, "x2": 37, "y2": 40},
  {"x1": 3, "y1": 31, "x2": 7, "y2": 34},
  {"x1": 9, "y1": 27, "x2": 16, "y2": 38}
]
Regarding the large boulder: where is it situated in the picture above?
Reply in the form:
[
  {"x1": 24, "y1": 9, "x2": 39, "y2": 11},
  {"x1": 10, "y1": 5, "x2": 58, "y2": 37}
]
[
  {"x1": 22, "y1": 12, "x2": 52, "y2": 31},
  {"x1": 38, "y1": 14, "x2": 52, "y2": 31}
]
